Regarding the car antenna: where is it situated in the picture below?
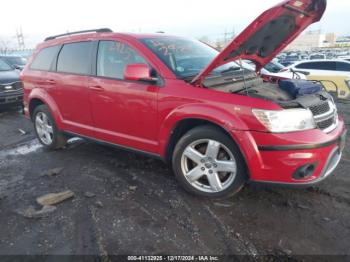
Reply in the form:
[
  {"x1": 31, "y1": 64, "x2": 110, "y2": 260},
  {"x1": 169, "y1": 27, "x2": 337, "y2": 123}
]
[{"x1": 238, "y1": 58, "x2": 249, "y2": 96}]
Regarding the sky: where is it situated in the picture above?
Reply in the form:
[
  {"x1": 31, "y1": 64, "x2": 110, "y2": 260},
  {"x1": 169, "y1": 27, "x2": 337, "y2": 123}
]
[{"x1": 0, "y1": 0, "x2": 349, "y2": 49}]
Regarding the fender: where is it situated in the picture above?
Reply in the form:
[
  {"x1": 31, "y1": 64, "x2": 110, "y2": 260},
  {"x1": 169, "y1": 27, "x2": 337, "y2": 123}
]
[
  {"x1": 28, "y1": 88, "x2": 65, "y2": 130},
  {"x1": 158, "y1": 103, "x2": 249, "y2": 156}
]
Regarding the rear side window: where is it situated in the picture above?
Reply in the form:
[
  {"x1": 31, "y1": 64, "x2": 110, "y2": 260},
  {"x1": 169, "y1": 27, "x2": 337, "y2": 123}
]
[
  {"x1": 31, "y1": 45, "x2": 60, "y2": 71},
  {"x1": 57, "y1": 42, "x2": 92, "y2": 75},
  {"x1": 336, "y1": 62, "x2": 350, "y2": 72},
  {"x1": 296, "y1": 62, "x2": 336, "y2": 71}
]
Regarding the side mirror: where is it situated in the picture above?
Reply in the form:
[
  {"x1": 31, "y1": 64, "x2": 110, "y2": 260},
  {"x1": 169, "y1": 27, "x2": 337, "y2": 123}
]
[{"x1": 124, "y1": 63, "x2": 158, "y2": 84}]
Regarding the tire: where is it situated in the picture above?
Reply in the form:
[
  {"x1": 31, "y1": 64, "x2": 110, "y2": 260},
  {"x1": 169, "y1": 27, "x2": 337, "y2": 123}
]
[
  {"x1": 33, "y1": 105, "x2": 67, "y2": 150},
  {"x1": 172, "y1": 125, "x2": 247, "y2": 198}
]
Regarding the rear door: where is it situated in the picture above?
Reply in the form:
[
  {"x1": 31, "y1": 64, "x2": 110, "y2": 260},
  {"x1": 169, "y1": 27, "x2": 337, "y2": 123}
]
[
  {"x1": 23, "y1": 45, "x2": 61, "y2": 112},
  {"x1": 88, "y1": 40, "x2": 159, "y2": 153},
  {"x1": 50, "y1": 41, "x2": 94, "y2": 136}
]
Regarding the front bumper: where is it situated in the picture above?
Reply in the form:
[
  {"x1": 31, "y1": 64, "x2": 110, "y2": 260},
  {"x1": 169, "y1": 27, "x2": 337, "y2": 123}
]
[
  {"x1": 230, "y1": 119, "x2": 347, "y2": 185},
  {"x1": 0, "y1": 90, "x2": 23, "y2": 106}
]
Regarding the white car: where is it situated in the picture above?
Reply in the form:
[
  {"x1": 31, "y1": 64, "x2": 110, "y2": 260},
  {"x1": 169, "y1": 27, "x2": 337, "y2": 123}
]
[
  {"x1": 288, "y1": 59, "x2": 350, "y2": 77},
  {"x1": 246, "y1": 59, "x2": 306, "y2": 82},
  {"x1": 338, "y1": 56, "x2": 350, "y2": 62},
  {"x1": 309, "y1": 53, "x2": 326, "y2": 60}
]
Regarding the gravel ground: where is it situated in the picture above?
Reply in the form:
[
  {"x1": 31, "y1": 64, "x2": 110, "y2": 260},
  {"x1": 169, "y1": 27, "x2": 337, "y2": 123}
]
[{"x1": 0, "y1": 103, "x2": 349, "y2": 258}]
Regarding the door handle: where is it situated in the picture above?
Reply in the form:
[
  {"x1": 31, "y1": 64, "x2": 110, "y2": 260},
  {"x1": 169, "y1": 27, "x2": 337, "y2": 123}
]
[
  {"x1": 89, "y1": 85, "x2": 104, "y2": 92},
  {"x1": 45, "y1": 79, "x2": 56, "y2": 85}
]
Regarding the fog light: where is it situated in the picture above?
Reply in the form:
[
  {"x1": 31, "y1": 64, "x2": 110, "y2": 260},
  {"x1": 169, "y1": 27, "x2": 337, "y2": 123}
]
[{"x1": 293, "y1": 163, "x2": 318, "y2": 180}]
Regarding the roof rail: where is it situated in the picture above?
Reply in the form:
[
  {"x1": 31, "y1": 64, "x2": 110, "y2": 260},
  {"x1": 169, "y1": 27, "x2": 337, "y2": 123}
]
[{"x1": 44, "y1": 28, "x2": 113, "y2": 41}]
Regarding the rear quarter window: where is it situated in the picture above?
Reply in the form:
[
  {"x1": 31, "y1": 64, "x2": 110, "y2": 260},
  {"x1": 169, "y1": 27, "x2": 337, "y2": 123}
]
[
  {"x1": 30, "y1": 45, "x2": 60, "y2": 71},
  {"x1": 57, "y1": 42, "x2": 92, "y2": 75}
]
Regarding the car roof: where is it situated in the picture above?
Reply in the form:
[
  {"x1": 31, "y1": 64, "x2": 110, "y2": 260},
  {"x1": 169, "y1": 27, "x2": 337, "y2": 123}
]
[
  {"x1": 291, "y1": 59, "x2": 350, "y2": 65},
  {"x1": 38, "y1": 31, "x2": 189, "y2": 49}
]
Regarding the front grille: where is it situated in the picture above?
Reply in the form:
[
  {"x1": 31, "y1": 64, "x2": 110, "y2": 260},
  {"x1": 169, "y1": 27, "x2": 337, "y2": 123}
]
[
  {"x1": 309, "y1": 100, "x2": 337, "y2": 132},
  {"x1": 0, "y1": 82, "x2": 23, "y2": 104},
  {"x1": 317, "y1": 117, "x2": 335, "y2": 130},
  {"x1": 0, "y1": 94, "x2": 23, "y2": 104},
  {"x1": 309, "y1": 101, "x2": 330, "y2": 116},
  {"x1": 0, "y1": 81, "x2": 23, "y2": 93}
]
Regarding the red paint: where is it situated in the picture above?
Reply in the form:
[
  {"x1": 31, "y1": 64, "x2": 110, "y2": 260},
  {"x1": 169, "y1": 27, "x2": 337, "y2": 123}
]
[
  {"x1": 124, "y1": 63, "x2": 153, "y2": 81},
  {"x1": 21, "y1": 0, "x2": 345, "y2": 185}
]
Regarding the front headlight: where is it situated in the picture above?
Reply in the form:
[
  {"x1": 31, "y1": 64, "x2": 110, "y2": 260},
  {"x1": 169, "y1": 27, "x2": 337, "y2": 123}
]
[{"x1": 252, "y1": 108, "x2": 316, "y2": 133}]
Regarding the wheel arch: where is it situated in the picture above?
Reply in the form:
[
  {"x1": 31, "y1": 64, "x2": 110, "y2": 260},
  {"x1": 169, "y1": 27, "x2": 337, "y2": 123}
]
[
  {"x1": 28, "y1": 90, "x2": 64, "y2": 129},
  {"x1": 29, "y1": 98, "x2": 45, "y2": 120},
  {"x1": 162, "y1": 117, "x2": 250, "y2": 179}
]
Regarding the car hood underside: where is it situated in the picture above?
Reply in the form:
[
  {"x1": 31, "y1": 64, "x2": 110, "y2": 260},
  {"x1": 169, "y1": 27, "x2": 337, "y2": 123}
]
[{"x1": 192, "y1": 0, "x2": 327, "y2": 87}]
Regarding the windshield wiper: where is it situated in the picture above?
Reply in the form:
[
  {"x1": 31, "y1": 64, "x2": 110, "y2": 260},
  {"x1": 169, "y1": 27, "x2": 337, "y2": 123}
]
[
  {"x1": 179, "y1": 74, "x2": 198, "y2": 82},
  {"x1": 230, "y1": 85, "x2": 256, "y2": 94}
]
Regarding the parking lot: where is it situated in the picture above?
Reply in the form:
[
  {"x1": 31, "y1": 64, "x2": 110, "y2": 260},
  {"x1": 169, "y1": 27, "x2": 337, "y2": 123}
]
[{"x1": 0, "y1": 102, "x2": 349, "y2": 257}]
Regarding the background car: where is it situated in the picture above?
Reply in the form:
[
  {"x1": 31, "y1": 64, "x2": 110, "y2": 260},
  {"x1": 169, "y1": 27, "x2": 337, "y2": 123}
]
[
  {"x1": 288, "y1": 59, "x2": 350, "y2": 77},
  {"x1": 279, "y1": 54, "x2": 302, "y2": 66},
  {"x1": 0, "y1": 56, "x2": 28, "y2": 70},
  {"x1": 338, "y1": 55, "x2": 350, "y2": 62},
  {"x1": 0, "y1": 58, "x2": 23, "y2": 108},
  {"x1": 309, "y1": 53, "x2": 326, "y2": 60},
  {"x1": 245, "y1": 59, "x2": 306, "y2": 83}
]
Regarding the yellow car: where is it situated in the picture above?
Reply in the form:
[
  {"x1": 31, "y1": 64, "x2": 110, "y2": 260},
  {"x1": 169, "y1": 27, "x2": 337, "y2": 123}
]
[{"x1": 306, "y1": 75, "x2": 350, "y2": 100}]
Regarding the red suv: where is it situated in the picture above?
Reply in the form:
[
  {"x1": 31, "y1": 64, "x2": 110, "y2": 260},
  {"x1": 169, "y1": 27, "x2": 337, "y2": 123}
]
[{"x1": 22, "y1": 0, "x2": 347, "y2": 198}]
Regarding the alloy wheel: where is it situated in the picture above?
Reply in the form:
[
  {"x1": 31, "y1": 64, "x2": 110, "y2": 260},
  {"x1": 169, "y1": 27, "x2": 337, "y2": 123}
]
[
  {"x1": 180, "y1": 139, "x2": 237, "y2": 193},
  {"x1": 35, "y1": 112, "x2": 54, "y2": 145}
]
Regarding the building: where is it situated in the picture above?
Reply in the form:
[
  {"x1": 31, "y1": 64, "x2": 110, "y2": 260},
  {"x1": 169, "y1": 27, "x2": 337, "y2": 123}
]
[
  {"x1": 336, "y1": 36, "x2": 350, "y2": 47},
  {"x1": 285, "y1": 30, "x2": 329, "y2": 51}
]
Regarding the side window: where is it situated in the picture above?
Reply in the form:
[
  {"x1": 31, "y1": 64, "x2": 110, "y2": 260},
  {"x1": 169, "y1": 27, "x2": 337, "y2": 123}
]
[
  {"x1": 336, "y1": 62, "x2": 350, "y2": 72},
  {"x1": 57, "y1": 42, "x2": 92, "y2": 75},
  {"x1": 296, "y1": 62, "x2": 336, "y2": 70},
  {"x1": 97, "y1": 41, "x2": 147, "y2": 79},
  {"x1": 30, "y1": 45, "x2": 60, "y2": 71},
  {"x1": 295, "y1": 62, "x2": 314, "y2": 69},
  {"x1": 318, "y1": 62, "x2": 336, "y2": 71}
]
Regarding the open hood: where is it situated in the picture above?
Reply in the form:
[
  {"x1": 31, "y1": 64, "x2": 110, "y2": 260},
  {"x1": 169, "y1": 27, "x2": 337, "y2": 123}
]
[{"x1": 192, "y1": 0, "x2": 327, "y2": 86}]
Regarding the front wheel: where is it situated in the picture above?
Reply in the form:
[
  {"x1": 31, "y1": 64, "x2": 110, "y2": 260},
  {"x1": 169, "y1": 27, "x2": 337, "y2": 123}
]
[
  {"x1": 172, "y1": 126, "x2": 247, "y2": 198},
  {"x1": 33, "y1": 105, "x2": 67, "y2": 150}
]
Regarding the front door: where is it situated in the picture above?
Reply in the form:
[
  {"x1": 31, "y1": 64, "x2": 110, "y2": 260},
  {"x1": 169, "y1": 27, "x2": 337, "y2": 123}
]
[{"x1": 89, "y1": 40, "x2": 159, "y2": 153}]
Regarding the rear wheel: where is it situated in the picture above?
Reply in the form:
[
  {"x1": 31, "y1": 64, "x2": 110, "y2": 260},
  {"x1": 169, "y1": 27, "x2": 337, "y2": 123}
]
[
  {"x1": 33, "y1": 105, "x2": 67, "y2": 149},
  {"x1": 172, "y1": 126, "x2": 247, "y2": 198}
]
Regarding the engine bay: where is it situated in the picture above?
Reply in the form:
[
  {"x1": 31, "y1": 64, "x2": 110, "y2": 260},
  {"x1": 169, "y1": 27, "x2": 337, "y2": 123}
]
[{"x1": 204, "y1": 69, "x2": 333, "y2": 110}]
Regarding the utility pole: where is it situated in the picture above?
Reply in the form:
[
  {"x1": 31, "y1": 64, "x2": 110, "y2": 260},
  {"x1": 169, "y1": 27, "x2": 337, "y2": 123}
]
[
  {"x1": 222, "y1": 27, "x2": 236, "y2": 46},
  {"x1": 224, "y1": 29, "x2": 228, "y2": 45},
  {"x1": 16, "y1": 28, "x2": 25, "y2": 50},
  {"x1": 231, "y1": 27, "x2": 236, "y2": 39}
]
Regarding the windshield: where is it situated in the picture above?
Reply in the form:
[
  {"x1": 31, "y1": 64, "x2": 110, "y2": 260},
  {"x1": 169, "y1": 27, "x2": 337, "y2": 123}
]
[
  {"x1": 3, "y1": 56, "x2": 27, "y2": 66},
  {"x1": 265, "y1": 61, "x2": 285, "y2": 73},
  {"x1": 140, "y1": 37, "x2": 244, "y2": 79},
  {"x1": 0, "y1": 59, "x2": 13, "y2": 71}
]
